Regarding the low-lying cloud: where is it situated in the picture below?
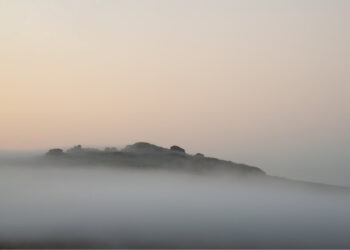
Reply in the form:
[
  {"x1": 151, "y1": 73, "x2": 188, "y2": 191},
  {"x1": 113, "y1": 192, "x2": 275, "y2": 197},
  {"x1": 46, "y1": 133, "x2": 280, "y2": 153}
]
[{"x1": 0, "y1": 160, "x2": 350, "y2": 248}]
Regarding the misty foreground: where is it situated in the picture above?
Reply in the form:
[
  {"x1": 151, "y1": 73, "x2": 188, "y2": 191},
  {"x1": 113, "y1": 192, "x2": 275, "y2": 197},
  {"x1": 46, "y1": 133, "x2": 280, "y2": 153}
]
[{"x1": 1, "y1": 142, "x2": 350, "y2": 248}]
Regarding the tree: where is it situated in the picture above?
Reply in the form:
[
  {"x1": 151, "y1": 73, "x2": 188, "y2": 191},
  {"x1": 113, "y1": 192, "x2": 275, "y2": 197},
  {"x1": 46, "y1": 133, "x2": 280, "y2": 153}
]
[
  {"x1": 46, "y1": 148, "x2": 64, "y2": 156},
  {"x1": 170, "y1": 145, "x2": 185, "y2": 153}
]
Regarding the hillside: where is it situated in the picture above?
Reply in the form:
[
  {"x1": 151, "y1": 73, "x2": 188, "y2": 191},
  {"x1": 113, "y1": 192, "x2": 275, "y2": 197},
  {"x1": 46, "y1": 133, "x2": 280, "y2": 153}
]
[{"x1": 44, "y1": 142, "x2": 265, "y2": 176}]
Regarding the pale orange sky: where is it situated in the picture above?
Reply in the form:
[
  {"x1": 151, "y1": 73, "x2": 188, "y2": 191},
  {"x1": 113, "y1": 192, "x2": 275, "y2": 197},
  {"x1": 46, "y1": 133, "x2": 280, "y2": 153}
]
[{"x1": 0, "y1": 0, "x2": 349, "y2": 185}]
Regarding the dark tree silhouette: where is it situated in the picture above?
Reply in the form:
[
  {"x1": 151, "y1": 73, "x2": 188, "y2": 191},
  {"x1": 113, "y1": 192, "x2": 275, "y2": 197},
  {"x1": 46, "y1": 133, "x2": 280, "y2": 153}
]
[
  {"x1": 46, "y1": 148, "x2": 64, "y2": 156},
  {"x1": 170, "y1": 145, "x2": 185, "y2": 153}
]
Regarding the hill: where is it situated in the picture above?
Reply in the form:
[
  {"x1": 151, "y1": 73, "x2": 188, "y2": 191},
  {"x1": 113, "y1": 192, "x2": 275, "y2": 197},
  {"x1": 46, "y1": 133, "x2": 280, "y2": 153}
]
[{"x1": 44, "y1": 142, "x2": 265, "y2": 176}]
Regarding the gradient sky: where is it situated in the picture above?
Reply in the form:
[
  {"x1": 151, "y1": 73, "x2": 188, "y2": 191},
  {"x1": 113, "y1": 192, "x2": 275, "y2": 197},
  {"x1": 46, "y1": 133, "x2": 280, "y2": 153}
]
[{"x1": 1, "y1": 0, "x2": 349, "y2": 186}]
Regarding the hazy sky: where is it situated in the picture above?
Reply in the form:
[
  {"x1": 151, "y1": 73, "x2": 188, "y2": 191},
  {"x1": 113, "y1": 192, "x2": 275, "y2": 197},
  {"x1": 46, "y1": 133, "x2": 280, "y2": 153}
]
[{"x1": 1, "y1": 0, "x2": 349, "y2": 186}]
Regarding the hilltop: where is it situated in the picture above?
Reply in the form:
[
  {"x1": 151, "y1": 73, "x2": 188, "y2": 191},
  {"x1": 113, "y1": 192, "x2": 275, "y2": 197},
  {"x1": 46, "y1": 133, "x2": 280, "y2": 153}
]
[
  {"x1": 41, "y1": 142, "x2": 350, "y2": 194},
  {"x1": 45, "y1": 142, "x2": 265, "y2": 176}
]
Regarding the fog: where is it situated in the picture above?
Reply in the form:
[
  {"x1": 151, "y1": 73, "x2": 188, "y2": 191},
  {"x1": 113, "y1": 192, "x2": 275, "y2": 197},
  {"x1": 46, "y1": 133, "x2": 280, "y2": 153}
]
[{"x1": 1, "y1": 156, "x2": 350, "y2": 248}]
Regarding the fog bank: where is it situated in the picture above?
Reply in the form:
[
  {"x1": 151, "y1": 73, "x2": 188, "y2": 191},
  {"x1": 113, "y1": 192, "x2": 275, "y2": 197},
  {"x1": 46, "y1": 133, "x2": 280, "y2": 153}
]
[{"x1": 1, "y1": 163, "x2": 350, "y2": 248}]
